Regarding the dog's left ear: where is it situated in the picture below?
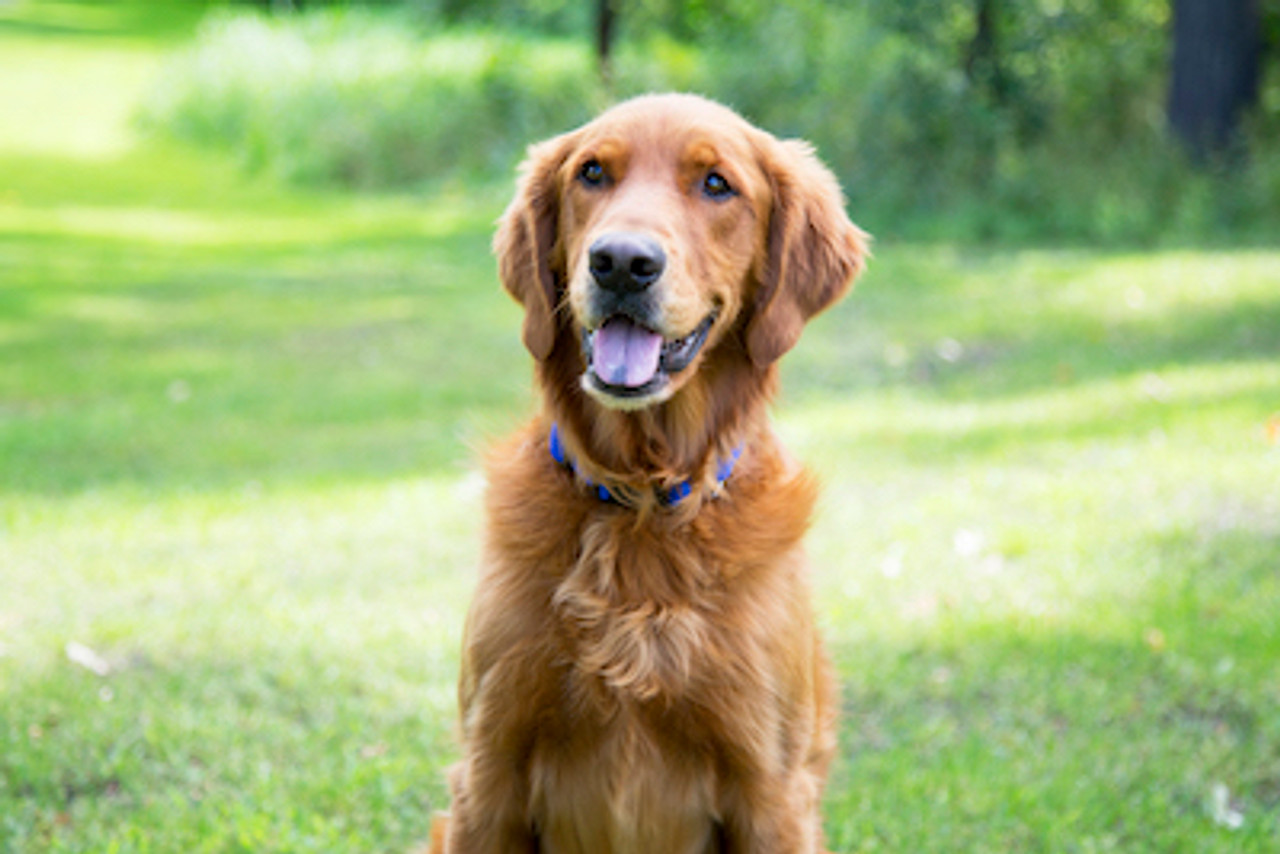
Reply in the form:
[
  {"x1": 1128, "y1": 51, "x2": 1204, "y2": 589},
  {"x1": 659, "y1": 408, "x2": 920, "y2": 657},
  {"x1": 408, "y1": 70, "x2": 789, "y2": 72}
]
[
  {"x1": 493, "y1": 131, "x2": 578, "y2": 361},
  {"x1": 747, "y1": 138, "x2": 870, "y2": 368}
]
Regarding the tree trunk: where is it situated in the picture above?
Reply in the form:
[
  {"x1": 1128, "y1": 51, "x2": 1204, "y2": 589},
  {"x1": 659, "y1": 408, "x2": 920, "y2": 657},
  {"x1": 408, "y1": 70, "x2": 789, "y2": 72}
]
[
  {"x1": 596, "y1": 0, "x2": 616, "y2": 78},
  {"x1": 966, "y1": 0, "x2": 1009, "y2": 107},
  {"x1": 1168, "y1": 0, "x2": 1263, "y2": 161}
]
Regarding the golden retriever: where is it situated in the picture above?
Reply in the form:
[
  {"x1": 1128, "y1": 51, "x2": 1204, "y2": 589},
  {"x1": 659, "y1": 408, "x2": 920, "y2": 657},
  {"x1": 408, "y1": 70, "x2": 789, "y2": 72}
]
[{"x1": 429, "y1": 93, "x2": 868, "y2": 854}]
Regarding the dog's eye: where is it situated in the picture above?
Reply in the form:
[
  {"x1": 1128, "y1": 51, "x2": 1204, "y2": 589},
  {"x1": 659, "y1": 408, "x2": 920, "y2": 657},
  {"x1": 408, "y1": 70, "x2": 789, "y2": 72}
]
[
  {"x1": 579, "y1": 159, "x2": 607, "y2": 187},
  {"x1": 702, "y1": 171, "x2": 734, "y2": 200}
]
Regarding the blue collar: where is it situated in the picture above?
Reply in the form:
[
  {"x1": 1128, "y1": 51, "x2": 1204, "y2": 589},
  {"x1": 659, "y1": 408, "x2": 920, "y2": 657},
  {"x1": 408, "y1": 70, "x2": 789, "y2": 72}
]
[{"x1": 549, "y1": 422, "x2": 743, "y2": 508}]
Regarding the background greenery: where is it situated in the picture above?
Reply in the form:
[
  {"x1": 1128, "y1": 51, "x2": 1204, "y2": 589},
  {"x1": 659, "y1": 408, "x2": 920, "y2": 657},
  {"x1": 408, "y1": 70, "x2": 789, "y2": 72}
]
[
  {"x1": 138, "y1": 0, "x2": 1280, "y2": 243},
  {"x1": 1, "y1": 1, "x2": 1278, "y2": 851}
]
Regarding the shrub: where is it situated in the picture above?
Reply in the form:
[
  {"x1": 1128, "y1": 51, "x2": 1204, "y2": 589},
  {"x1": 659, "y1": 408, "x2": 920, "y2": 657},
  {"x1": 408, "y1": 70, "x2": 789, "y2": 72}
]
[
  {"x1": 687, "y1": 0, "x2": 1279, "y2": 244},
  {"x1": 139, "y1": 9, "x2": 604, "y2": 187},
  {"x1": 142, "y1": 4, "x2": 1279, "y2": 243}
]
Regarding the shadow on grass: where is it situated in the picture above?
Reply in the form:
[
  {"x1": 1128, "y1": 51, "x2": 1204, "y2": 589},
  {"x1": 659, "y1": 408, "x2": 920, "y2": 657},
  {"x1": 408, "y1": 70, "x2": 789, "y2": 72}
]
[
  {"x1": 0, "y1": 223, "x2": 529, "y2": 497},
  {"x1": 790, "y1": 246, "x2": 1280, "y2": 403},
  {"x1": 793, "y1": 365, "x2": 1275, "y2": 465},
  {"x1": 925, "y1": 295, "x2": 1280, "y2": 401}
]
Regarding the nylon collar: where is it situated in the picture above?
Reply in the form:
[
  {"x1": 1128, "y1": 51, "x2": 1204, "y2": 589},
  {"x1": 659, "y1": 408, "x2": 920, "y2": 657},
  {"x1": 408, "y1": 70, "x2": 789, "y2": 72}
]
[{"x1": 549, "y1": 422, "x2": 743, "y2": 508}]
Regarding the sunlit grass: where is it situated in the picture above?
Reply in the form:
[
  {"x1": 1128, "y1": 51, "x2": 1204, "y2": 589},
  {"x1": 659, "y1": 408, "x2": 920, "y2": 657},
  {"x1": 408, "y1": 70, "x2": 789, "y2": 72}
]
[
  {"x1": 1, "y1": 3, "x2": 1278, "y2": 852},
  {"x1": 0, "y1": 0, "x2": 203, "y2": 158},
  {"x1": 0, "y1": 37, "x2": 153, "y2": 157}
]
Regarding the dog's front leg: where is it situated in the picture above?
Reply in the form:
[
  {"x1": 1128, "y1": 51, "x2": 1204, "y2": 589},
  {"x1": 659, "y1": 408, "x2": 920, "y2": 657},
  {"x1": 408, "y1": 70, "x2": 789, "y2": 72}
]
[
  {"x1": 718, "y1": 770, "x2": 828, "y2": 854},
  {"x1": 435, "y1": 554, "x2": 552, "y2": 853},
  {"x1": 438, "y1": 750, "x2": 538, "y2": 853}
]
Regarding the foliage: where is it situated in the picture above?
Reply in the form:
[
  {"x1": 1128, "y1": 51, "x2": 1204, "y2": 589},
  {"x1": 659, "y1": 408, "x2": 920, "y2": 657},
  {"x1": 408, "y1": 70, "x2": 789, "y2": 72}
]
[
  {"x1": 139, "y1": 0, "x2": 1280, "y2": 242},
  {"x1": 692, "y1": 0, "x2": 1280, "y2": 243},
  {"x1": 139, "y1": 9, "x2": 604, "y2": 186}
]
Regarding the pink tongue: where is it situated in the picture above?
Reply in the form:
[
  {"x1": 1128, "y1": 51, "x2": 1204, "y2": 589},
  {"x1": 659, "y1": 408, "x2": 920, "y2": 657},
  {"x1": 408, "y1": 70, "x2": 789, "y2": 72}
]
[{"x1": 592, "y1": 317, "x2": 663, "y2": 388}]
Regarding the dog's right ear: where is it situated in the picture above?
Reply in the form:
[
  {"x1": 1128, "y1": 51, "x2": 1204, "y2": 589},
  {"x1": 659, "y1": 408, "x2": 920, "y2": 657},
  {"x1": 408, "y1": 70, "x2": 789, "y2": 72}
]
[
  {"x1": 493, "y1": 132, "x2": 578, "y2": 361},
  {"x1": 747, "y1": 136, "x2": 869, "y2": 368}
]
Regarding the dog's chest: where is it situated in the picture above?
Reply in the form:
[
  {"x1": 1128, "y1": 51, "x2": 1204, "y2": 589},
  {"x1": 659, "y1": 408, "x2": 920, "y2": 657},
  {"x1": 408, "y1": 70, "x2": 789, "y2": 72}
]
[
  {"x1": 550, "y1": 520, "x2": 728, "y2": 705},
  {"x1": 529, "y1": 707, "x2": 719, "y2": 854},
  {"x1": 527, "y1": 529, "x2": 731, "y2": 851}
]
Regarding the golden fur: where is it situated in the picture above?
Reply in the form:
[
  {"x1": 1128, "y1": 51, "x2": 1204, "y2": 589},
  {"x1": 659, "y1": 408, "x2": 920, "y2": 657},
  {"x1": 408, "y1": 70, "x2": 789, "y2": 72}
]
[{"x1": 428, "y1": 94, "x2": 868, "y2": 853}]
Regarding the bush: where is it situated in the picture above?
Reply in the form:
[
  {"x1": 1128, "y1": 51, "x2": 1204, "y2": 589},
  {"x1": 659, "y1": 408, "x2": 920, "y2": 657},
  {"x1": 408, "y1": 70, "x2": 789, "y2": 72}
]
[
  {"x1": 139, "y1": 9, "x2": 605, "y2": 187},
  {"x1": 689, "y1": 0, "x2": 1280, "y2": 244},
  {"x1": 142, "y1": 4, "x2": 1280, "y2": 244}
]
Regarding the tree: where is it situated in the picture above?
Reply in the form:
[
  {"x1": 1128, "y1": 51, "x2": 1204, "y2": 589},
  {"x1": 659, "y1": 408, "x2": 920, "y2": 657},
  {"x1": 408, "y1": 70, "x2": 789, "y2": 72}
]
[
  {"x1": 596, "y1": 0, "x2": 617, "y2": 77},
  {"x1": 1168, "y1": 0, "x2": 1264, "y2": 161},
  {"x1": 965, "y1": 0, "x2": 1011, "y2": 109}
]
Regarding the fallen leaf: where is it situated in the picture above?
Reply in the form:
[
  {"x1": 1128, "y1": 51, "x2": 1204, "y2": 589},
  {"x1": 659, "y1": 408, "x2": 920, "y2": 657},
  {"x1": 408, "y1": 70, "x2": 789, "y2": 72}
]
[
  {"x1": 1140, "y1": 373, "x2": 1172, "y2": 402},
  {"x1": 935, "y1": 338, "x2": 964, "y2": 363},
  {"x1": 65, "y1": 641, "x2": 111, "y2": 676},
  {"x1": 1210, "y1": 782, "x2": 1244, "y2": 830}
]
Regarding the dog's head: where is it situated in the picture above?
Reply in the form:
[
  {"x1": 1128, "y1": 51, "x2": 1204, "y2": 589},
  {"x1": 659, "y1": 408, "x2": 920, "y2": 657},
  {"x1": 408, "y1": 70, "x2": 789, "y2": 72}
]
[{"x1": 495, "y1": 93, "x2": 868, "y2": 411}]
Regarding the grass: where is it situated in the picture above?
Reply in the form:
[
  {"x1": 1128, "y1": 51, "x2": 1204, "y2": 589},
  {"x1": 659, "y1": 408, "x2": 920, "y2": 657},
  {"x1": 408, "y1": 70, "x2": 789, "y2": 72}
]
[
  {"x1": 2, "y1": 2, "x2": 1279, "y2": 851},
  {"x1": 795, "y1": 250, "x2": 1280, "y2": 851}
]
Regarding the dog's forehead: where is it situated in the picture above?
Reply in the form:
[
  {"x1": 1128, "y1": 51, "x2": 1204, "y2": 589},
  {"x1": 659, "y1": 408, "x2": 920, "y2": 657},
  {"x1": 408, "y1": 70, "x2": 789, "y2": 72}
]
[{"x1": 580, "y1": 96, "x2": 759, "y2": 170}]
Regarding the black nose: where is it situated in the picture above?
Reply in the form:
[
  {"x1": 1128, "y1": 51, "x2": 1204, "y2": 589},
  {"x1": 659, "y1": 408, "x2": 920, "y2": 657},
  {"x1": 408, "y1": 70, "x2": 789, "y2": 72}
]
[{"x1": 588, "y1": 232, "x2": 666, "y2": 294}]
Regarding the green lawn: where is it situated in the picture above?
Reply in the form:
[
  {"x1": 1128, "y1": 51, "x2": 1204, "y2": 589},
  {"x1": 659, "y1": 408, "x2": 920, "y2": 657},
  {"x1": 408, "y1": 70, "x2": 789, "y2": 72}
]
[{"x1": 2, "y1": 3, "x2": 1279, "y2": 852}]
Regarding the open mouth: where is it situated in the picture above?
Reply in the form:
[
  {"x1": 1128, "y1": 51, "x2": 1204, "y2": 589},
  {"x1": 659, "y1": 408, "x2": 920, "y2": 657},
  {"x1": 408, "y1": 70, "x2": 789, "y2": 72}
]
[{"x1": 582, "y1": 313, "x2": 715, "y2": 401}]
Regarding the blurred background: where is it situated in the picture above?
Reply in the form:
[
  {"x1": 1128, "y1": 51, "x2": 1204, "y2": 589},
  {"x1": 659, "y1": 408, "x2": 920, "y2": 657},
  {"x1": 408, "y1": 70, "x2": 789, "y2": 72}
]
[
  {"x1": 142, "y1": 0, "x2": 1280, "y2": 242},
  {"x1": 2, "y1": 1, "x2": 1278, "y2": 852}
]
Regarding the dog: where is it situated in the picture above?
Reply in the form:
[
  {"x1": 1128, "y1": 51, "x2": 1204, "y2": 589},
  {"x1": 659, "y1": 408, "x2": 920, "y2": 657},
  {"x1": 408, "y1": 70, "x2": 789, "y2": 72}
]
[{"x1": 429, "y1": 93, "x2": 868, "y2": 853}]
